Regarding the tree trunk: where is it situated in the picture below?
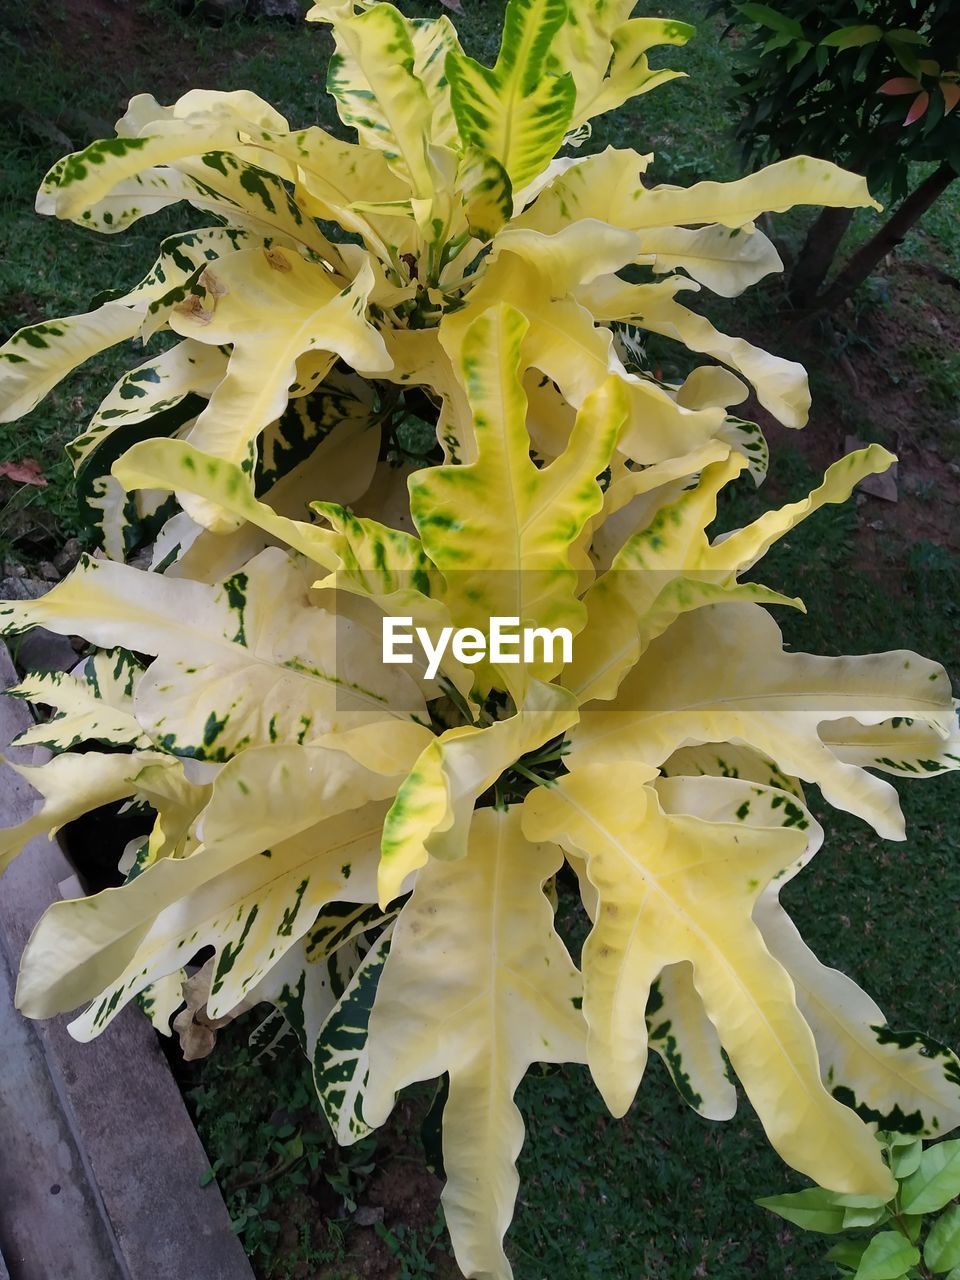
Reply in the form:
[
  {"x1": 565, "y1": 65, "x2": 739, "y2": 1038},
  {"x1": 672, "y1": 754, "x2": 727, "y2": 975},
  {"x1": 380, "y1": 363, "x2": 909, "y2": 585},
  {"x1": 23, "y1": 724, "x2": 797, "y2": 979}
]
[
  {"x1": 812, "y1": 161, "x2": 958, "y2": 313},
  {"x1": 789, "y1": 206, "x2": 854, "y2": 308}
]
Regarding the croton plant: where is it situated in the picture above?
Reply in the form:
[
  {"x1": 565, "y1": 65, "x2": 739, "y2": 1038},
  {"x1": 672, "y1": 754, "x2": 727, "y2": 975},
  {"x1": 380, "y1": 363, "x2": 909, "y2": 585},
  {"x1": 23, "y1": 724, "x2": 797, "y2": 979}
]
[{"x1": 1, "y1": 0, "x2": 958, "y2": 1275}]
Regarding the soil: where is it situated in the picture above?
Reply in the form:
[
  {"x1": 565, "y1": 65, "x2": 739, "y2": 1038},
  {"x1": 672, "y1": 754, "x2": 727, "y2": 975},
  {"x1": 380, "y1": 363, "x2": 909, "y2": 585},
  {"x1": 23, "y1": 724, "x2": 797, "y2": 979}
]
[{"x1": 277, "y1": 1094, "x2": 461, "y2": 1280}]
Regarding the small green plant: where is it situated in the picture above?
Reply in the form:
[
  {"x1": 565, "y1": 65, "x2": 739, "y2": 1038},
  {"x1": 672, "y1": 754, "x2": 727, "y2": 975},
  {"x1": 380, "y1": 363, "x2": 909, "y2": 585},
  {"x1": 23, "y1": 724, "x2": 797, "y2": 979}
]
[
  {"x1": 376, "y1": 1208, "x2": 450, "y2": 1280},
  {"x1": 761, "y1": 1133, "x2": 960, "y2": 1278}
]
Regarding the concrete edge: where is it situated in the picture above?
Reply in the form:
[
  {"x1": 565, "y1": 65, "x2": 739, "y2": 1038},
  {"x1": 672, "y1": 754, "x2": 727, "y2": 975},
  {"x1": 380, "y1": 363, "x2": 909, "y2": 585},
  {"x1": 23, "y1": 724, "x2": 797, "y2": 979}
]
[{"x1": 0, "y1": 642, "x2": 255, "y2": 1280}]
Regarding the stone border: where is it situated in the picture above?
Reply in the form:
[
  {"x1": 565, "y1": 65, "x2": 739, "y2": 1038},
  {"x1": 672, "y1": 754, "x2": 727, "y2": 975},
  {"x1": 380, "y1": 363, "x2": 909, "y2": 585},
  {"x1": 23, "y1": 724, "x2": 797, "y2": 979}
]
[{"x1": 0, "y1": 644, "x2": 255, "y2": 1280}]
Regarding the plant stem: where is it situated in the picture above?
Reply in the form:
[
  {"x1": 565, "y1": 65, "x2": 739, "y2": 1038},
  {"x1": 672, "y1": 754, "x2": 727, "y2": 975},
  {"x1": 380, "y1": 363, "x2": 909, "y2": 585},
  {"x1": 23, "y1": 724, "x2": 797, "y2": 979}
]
[
  {"x1": 812, "y1": 162, "x2": 957, "y2": 312},
  {"x1": 789, "y1": 206, "x2": 854, "y2": 308}
]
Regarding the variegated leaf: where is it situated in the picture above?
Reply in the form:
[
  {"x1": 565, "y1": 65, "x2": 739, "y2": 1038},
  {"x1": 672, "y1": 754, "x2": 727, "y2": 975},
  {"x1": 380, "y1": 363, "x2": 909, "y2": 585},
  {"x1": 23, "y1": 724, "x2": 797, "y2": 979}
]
[
  {"x1": 410, "y1": 303, "x2": 626, "y2": 695},
  {"x1": 646, "y1": 963, "x2": 737, "y2": 1121},
  {"x1": 567, "y1": 446, "x2": 895, "y2": 702},
  {"x1": 0, "y1": 226, "x2": 254, "y2": 425},
  {"x1": 313, "y1": 923, "x2": 395, "y2": 1145},
  {"x1": 16, "y1": 744, "x2": 398, "y2": 1035},
  {"x1": 162, "y1": 248, "x2": 390, "y2": 528},
  {"x1": 446, "y1": 0, "x2": 576, "y2": 189},
  {"x1": 439, "y1": 253, "x2": 727, "y2": 466},
  {"x1": 517, "y1": 149, "x2": 881, "y2": 235},
  {"x1": 365, "y1": 806, "x2": 586, "y2": 1280},
  {"x1": 0, "y1": 749, "x2": 183, "y2": 875},
  {"x1": 9, "y1": 656, "x2": 149, "y2": 752},
  {"x1": 378, "y1": 677, "x2": 578, "y2": 905},
  {"x1": 523, "y1": 766, "x2": 893, "y2": 1198},
  {"x1": 571, "y1": 603, "x2": 957, "y2": 839},
  {"x1": 317, "y1": 1, "x2": 436, "y2": 196},
  {"x1": 1, "y1": 548, "x2": 429, "y2": 764}
]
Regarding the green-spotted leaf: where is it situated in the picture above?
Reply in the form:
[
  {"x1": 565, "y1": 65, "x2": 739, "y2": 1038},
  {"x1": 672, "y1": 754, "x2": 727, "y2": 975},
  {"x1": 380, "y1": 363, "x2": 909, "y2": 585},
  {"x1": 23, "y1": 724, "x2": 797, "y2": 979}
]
[
  {"x1": 410, "y1": 302, "x2": 627, "y2": 696},
  {"x1": 523, "y1": 766, "x2": 892, "y2": 1196},
  {"x1": 516, "y1": 149, "x2": 881, "y2": 235},
  {"x1": 162, "y1": 247, "x2": 390, "y2": 527},
  {"x1": 571, "y1": 603, "x2": 956, "y2": 841},
  {"x1": 438, "y1": 252, "x2": 729, "y2": 468},
  {"x1": 757, "y1": 894, "x2": 960, "y2": 1140},
  {"x1": 319, "y1": 3, "x2": 435, "y2": 195},
  {"x1": 256, "y1": 368, "x2": 375, "y2": 493},
  {"x1": 0, "y1": 226, "x2": 253, "y2": 427},
  {"x1": 9, "y1": 657, "x2": 149, "y2": 752},
  {"x1": 70, "y1": 340, "x2": 225, "y2": 473},
  {"x1": 459, "y1": 147, "x2": 513, "y2": 242},
  {"x1": 0, "y1": 548, "x2": 429, "y2": 764},
  {"x1": 646, "y1": 963, "x2": 737, "y2": 1121},
  {"x1": 446, "y1": 0, "x2": 575, "y2": 188},
  {"x1": 155, "y1": 376, "x2": 380, "y2": 582},
  {"x1": 45, "y1": 147, "x2": 335, "y2": 259},
  {"x1": 135, "y1": 970, "x2": 185, "y2": 1035},
  {"x1": 314, "y1": 923, "x2": 394, "y2": 1144},
  {"x1": 17, "y1": 745, "x2": 399, "y2": 1036},
  {"x1": 378, "y1": 677, "x2": 577, "y2": 904}
]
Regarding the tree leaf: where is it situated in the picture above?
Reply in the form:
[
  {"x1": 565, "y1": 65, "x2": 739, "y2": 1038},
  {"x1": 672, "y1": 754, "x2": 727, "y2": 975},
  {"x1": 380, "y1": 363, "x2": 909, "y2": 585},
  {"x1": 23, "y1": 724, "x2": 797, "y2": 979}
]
[
  {"x1": 925, "y1": 1204, "x2": 960, "y2": 1273},
  {"x1": 853, "y1": 1231, "x2": 919, "y2": 1279},
  {"x1": 756, "y1": 1187, "x2": 848, "y2": 1233},
  {"x1": 821, "y1": 25, "x2": 883, "y2": 49},
  {"x1": 737, "y1": 3, "x2": 805, "y2": 38},
  {"x1": 879, "y1": 77, "x2": 923, "y2": 95},
  {"x1": 900, "y1": 1141, "x2": 960, "y2": 1214}
]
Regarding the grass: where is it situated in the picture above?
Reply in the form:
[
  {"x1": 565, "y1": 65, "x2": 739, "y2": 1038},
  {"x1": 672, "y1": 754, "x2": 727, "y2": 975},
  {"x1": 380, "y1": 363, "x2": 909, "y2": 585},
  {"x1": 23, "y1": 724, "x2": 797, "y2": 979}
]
[{"x1": 1, "y1": 1, "x2": 958, "y2": 1277}]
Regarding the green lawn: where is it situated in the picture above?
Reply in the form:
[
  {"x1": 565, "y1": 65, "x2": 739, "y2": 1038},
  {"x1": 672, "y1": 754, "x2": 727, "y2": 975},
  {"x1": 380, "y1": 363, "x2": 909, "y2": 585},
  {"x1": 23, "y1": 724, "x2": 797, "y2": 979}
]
[{"x1": 2, "y1": 2, "x2": 958, "y2": 1277}]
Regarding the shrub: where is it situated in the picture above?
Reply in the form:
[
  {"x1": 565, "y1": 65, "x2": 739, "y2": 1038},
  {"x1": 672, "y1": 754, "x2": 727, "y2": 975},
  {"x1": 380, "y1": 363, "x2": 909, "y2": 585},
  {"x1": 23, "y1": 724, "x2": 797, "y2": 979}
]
[
  {"x1": 1, "y1": 2, "x2": 958, "y2": 1276},
  {"x1": 714, "y1": 0, "x2": 959, "y2": 307}
]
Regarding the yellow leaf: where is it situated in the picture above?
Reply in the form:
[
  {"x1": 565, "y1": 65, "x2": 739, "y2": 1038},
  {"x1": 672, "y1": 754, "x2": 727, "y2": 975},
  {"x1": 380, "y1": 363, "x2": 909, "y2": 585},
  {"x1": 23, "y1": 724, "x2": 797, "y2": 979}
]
[
  {"x1": 411, "y1": 303, "x2": 627, "y2": 694},
  {"x1": 18, "y1": 745, "x2": 397, "y2": 1033},
  {"x1": 523, "y1": 765, "x2": 893, "y2": 1196},
  {"x1": 365, "y1": 806, "x2": 586, "y2": 1280},
  {"x1": 164, "y1": 249, "x2": 389, "y2": 527},
  {"x1": 517, "y1": 149, "x2": 881, "y2": 234},
  {"x1": 378, "y1": 679, "x2": 578, "y2": 905},
  {"x1": 572, "y1": 603, "x2": 955, "y2": 838}
]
